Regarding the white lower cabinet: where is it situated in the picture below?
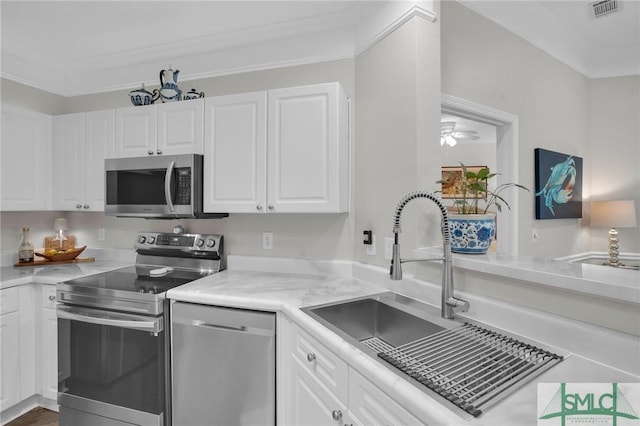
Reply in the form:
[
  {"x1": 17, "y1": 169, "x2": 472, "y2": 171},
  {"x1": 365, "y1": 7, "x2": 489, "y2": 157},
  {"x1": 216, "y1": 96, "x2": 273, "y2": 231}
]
[
  {"x1": 40, "y1": 286, "x2": 58, "y2": 401},
  {"x1": 281, "y1": 317, "x2": 425, "y2": 426},
  {"x1": 1, "y1": 288, "x2": 21, "y2": 411},
  {"x1": 349, "y1": 368, "x2": 423, "y2": 426},
  {"x1": 0, "y1": 284, "x2": 58, "y2": 419},
  {"x1": 287, "y1": 356, "x2": 352, "y2": 426}
]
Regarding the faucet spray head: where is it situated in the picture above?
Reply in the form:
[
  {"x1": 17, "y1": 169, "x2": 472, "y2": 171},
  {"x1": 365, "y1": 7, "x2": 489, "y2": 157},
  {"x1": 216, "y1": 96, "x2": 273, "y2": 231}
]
[{"x1": 390, "y1": 239, "x2": 402, "y2": 280}]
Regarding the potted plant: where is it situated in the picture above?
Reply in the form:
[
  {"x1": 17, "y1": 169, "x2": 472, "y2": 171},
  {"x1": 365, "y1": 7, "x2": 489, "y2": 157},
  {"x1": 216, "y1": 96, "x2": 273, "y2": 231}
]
[{"x1": 437, "y1": 162, "x2": 529, "y2": 254}]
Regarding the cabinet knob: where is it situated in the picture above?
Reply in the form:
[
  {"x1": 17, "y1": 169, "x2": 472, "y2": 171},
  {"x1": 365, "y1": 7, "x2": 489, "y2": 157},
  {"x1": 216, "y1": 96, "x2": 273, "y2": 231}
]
[
  {"x1": 256, "y1": 205, "x2": 263, "y2": 211},
  {"x1": 267, "y1": 204, "x2": 274, "y2": 211},
  {"x1": 331, "y1": 410, "x2": 342, "y2": 421},
  {"x1": 156, "y1": 149, "x2": 162, "y2": 155},
  {"x1": 83, "y1": 204, "x2": 89, "y2": 209},
  {"x1": 76, "y1": 204, "x2": 82, "y2": 209},
  {"x1": 48, "y1": 295, "x2": 56, "y2": 301},
  {"x1": 306, "y1": 353, "x2": 316, "y2": 363},
  {"x1": 148, "y1": 150, "x2": 154, "y2": 155}
]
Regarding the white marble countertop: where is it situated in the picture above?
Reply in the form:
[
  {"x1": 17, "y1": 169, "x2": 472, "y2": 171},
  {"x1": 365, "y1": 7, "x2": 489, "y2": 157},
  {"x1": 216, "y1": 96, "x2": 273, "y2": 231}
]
[
  {"x1": 414, "y1": 248, "x2": 640, "y2": 305},
  {"x1": 167, "y1": 258, "x2": 640, "y2": 426},
  {"x1": 0, "y1": 259, "x2": 133, "y2": 289},
  {"x1": 0, "y1": 247, "x2": 135, "y2": 289},
  {"x1": 2, "y1": 249, "x2": 637, "y2": 425}
]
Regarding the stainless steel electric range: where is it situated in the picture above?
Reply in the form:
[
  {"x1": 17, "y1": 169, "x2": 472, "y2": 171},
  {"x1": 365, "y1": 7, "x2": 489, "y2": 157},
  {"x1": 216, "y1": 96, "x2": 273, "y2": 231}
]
[{"x1": 56, "y1": 232, "x2": 224, "y2": 426}]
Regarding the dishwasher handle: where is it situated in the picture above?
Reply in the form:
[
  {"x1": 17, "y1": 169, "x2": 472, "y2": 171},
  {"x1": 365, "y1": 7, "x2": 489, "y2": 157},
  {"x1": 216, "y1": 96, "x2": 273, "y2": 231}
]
[
  {"x1": 171, "y1": 302, "x2": 276, "y2": 337},
  {"x1": 172, "y1": 317, "x2": 274, "y2": 337}
]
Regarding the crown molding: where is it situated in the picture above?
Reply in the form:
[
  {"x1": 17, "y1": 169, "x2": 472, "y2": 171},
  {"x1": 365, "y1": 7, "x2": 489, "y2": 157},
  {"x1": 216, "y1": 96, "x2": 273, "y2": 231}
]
[
  {"x1": 355, "y1": 2, "x2": 437, "y2": 56},
  {"x1": 1, "y1": 1, "x2": 437, "y2": 98}
]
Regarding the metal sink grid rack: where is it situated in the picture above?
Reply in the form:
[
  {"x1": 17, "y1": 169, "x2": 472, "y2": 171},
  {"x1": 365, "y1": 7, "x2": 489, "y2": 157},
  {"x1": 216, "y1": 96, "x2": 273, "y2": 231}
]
[{"x1": 365, "y1": 322, "x2": 563, "y2": 417}]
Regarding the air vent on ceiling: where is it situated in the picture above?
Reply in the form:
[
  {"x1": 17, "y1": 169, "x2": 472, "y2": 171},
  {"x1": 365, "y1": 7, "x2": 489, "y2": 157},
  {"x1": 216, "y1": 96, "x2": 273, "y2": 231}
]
[{"x1": 590, "y1": 0, "x2": 620, "y2": 18}]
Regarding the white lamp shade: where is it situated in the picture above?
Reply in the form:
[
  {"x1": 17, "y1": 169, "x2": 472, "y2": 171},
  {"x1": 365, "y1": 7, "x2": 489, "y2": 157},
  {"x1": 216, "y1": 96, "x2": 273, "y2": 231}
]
[
  {"x1": 53, "y1": 218, "x2": 69, "y2": 231},
  {"x1": 591, "y1": 200, "x2": 637, "y2": 228}
]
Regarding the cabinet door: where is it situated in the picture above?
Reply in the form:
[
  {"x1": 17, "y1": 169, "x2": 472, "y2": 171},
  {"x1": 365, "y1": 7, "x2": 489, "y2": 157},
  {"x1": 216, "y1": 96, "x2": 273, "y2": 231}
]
[
  {"x1": 1, "y1": 109, "x2": 52, "y2": 211},
  {"x1": 349, "y1": 368, "x2": 423, "y2": 426},
  {"x1": 157, "y1": 99, "x2": 204, "y2": 155},
  {"x1": 287, "y1": 356, "x2": 350, "y2": 426},
  {"x1": 0, "y1": 312, "x2": 21, "y2": 411},
  {"x1": 267, "y1": 83, "x2": 349, "y2": 213},
  {"x1": 84, "y1": 110, "x2": 114, "y2": 211},
  {"x1": 41, "y1": 307, "x2": 58, "y2": 401},
  {"x1": 52, "y1": 113, "x2": 86, "y2": 210},
  {"x1": 114, "y1": 105, "x2": 157, "y2": 157},
  {"x1": 203, "y1": 92, "x2": 267, "y2": 213}
]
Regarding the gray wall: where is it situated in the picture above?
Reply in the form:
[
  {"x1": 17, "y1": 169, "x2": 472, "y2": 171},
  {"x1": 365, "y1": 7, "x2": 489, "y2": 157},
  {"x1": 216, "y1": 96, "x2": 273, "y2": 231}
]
[
  {"x1": 353, "y1": 15, "x2": 442, "y2": 268},
  {"x1": 588, "y1": 76, "x2": 640, "y2": 254},
  {"x1": 441, "y1": 1, "x2": 593, "y2": 259},
  {"x1": 432, "y1": 1, "x2": 639, "y2": 335}
]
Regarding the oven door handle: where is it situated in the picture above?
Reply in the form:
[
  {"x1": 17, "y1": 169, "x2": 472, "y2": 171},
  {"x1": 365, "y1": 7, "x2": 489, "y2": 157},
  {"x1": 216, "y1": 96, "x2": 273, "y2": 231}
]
[
  {"x1": 164, "y1": 160, "x2": 176, "y2": 213},
  {"x1": 57, "y1": 305, "x2": 163, "y2": 334}
]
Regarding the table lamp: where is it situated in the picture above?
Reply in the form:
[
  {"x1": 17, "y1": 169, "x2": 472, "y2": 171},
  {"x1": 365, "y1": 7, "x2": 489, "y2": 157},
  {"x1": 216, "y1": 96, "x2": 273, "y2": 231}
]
[
  {"x1": 53, "y1": 218, "x2": 69, "y2": 249},
  {"x1": 591, "y1": 200, "x2": 637, "y2": 267}
]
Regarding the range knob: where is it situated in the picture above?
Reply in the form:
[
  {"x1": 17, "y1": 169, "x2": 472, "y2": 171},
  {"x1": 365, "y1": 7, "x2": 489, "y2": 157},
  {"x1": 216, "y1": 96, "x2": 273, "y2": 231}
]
[
  {"x1": 147, "y1": 236, "x2": 156, "y2": 244},
  {"x1": 196, "y1": 238, "x2": 205, "y2": 247},
  {"x1": 138, "y1": 236, "x2": 146, "y2": 244},
  {"x1": 206, "y1": 239, "x2": 216, "y2": 248}
]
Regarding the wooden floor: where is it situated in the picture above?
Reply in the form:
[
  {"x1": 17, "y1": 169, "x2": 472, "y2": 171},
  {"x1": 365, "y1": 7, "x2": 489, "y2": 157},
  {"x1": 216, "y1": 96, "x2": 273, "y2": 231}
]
[{"x1": 6, "y1": 407, "x2": 58, "y2": 426}]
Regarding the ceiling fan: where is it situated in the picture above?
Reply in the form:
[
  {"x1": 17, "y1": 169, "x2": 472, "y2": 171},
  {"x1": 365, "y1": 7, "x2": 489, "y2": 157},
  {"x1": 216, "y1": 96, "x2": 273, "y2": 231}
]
[{"x1": 440, "y1": 121, "x2": 479, "y2": 147}]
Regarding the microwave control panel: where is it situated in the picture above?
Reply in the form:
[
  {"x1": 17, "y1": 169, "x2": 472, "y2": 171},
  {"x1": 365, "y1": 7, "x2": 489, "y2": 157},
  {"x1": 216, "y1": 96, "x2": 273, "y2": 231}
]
[{"x1": 175, "y1": 168, "x2": 191, "y2": 205}]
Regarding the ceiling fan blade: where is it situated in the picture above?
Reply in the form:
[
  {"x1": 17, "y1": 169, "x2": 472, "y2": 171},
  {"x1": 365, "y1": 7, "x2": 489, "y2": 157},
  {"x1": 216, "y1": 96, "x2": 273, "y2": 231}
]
[{"x1": 452, "y1": 131, "x2": 479, "y2": 140}]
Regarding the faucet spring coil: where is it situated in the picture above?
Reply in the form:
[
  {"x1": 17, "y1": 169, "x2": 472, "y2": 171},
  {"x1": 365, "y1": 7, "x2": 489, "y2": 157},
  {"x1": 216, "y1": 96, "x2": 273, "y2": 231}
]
[{"x1": 392, "y1": 191, "x2": 450, "y2": 243}]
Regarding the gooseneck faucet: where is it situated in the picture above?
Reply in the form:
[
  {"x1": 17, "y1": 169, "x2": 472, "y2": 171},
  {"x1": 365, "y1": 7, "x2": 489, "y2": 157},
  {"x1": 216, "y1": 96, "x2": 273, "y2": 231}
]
[{"x1": 390, "y1": 191, "x2": 469, "y2": 319}]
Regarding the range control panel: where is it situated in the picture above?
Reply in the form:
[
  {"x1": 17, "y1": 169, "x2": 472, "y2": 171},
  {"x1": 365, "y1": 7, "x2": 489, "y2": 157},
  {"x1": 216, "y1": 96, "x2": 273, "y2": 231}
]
[{"x1": 134, "y1": 232, "x2": 223, "y2": 254}]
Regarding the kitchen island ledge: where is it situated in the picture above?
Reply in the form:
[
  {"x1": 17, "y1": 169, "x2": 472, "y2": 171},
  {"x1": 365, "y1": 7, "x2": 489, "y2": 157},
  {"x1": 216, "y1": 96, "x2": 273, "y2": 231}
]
[{"x1": 167, "y1": 254, "x2": 640, "y2": 426}]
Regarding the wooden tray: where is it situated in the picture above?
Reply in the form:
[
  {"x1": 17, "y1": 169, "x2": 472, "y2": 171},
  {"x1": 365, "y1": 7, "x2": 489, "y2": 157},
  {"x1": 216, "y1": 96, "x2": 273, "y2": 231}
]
[{"x1": 14, "y1": 257, "x2": 95, "y2": 267}]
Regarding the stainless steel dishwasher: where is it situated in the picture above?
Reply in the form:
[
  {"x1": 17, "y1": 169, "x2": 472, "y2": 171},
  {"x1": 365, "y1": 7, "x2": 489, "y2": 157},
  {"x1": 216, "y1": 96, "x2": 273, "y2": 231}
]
[{"x1": 171, "y1": 302, "x2": 276, "y2": 426}]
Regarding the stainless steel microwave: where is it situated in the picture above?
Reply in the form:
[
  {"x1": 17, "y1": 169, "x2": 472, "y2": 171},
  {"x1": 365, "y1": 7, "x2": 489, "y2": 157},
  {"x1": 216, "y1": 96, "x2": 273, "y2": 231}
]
[{"x1": 105, "y1": 154, "x2": 227, "y2": 219}]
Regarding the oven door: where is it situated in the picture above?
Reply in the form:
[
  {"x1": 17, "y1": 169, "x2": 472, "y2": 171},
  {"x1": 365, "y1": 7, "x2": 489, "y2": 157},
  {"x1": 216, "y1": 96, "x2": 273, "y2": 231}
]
[{"x1": 57, "y1": 305, "x2": 166, "y2": 426}]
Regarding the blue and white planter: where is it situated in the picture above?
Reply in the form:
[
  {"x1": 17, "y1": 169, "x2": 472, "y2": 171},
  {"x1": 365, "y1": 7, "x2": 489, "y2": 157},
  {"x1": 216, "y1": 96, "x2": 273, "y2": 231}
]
[{"x1": 448, "y1": 214, "x2": 496, "y2": 254}]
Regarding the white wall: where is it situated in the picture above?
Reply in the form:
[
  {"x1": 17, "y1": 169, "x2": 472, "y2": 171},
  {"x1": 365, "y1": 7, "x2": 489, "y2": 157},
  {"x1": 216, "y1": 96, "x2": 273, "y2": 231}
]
[
  {"x1": 441, "y1": 1, "x2": 592, "y2": 258},
  {"x1": 588, "y1": 76, "x2": 640, "y2": 255},
  {"x1": 353, "y1": 14, "x2": 442, "y2": 268}
]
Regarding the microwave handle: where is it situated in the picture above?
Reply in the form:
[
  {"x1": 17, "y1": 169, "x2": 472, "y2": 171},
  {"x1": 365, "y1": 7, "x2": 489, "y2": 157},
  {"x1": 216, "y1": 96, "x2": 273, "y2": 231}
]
[{"x1": 165, "y1": 160, "x2": 176, "y2": 213}]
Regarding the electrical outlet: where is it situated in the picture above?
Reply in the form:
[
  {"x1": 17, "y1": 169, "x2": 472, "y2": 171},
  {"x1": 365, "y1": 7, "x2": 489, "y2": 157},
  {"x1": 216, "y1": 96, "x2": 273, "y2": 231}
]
[
  {"x1": 98, "y1": 228, "x2": 105, "y2": 241},
  {"x1": 262, "y1": 232, "x2": 273, "y2": 250},
  {"x1": 384, "y1": 237, "x2": 394, "y2": 260},
  {"x1": 366, "y1": 234, "x2": 376, "y2": 256}
]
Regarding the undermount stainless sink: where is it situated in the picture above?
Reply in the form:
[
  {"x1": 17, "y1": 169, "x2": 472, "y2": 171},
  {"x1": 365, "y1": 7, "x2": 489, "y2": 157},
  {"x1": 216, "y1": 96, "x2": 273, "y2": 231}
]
[
  {"x1": 304, "y1": 294, "x2": 446, "y2": 350},
  {"x1": 302, "y1": 292, "x2": 566, "y2": 419}
]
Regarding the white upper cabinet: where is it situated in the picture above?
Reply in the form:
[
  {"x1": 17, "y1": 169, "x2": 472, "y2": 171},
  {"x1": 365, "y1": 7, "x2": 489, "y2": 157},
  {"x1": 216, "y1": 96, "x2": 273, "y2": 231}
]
[
  {"x1": 84, "y1": 110, "x2": 115, "y2": 211},
  {"x1": 203, "y1": 92, "x2": 267, "y2": 212},
  {"x1": 114, "y1": 99, "x2": 203, "y2": 158},
  {"x1": 157, "y1": 99, "x2": 204, "y2": 155},
  {"x1": 203, "y1": 82, "x2": 350, "y2": 213},
  {"x1": 1, "y1": 108, "x2": 52, "y2": 211},
  {"x1": 115, "y1": 104, "x2": 157, "y2": 157},
  {"x1": 52, "y1": 110, "x2": 114, "y2": 211},
  {"x1": 267, "y1": 83, "x2": 349, "y2": 213},
  {"x1": 52, "y1": 113, "x2": 85, "y2": 210}
]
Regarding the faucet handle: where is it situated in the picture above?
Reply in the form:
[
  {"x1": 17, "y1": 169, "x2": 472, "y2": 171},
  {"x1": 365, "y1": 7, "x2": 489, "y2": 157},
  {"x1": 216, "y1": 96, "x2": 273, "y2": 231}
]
[{"x1": 446, "y1": 296, "x2": 470, "y2": 313}]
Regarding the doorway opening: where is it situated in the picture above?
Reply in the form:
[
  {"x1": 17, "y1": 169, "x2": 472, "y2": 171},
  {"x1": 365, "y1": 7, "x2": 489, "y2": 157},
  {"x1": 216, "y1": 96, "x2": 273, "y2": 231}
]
[{"x1": 441, "y1": 94, "x2": 520, "y2": 255}]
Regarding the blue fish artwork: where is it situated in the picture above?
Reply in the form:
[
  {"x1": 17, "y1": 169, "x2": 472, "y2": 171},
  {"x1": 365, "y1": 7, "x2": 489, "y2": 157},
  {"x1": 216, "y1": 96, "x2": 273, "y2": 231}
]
[{"x1": 534, "y1": 149, "x2": 583, "y2": 219}]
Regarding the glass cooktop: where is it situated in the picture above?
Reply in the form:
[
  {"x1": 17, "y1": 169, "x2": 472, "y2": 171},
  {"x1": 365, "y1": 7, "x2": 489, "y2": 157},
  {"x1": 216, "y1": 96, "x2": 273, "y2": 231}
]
[{"x1": 61, "y1": 265, "x2": 211, "y2": 295}]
